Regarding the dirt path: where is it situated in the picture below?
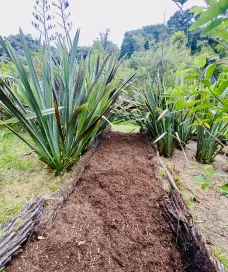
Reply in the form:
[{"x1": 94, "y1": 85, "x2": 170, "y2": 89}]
[{"x1": 8, "y1": 132, "x2": 186, "y2": 272}]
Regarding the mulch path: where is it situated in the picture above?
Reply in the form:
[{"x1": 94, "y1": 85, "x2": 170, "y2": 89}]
[{"x1": 8, "y1": 132, "x2": 186, "y2": 272}]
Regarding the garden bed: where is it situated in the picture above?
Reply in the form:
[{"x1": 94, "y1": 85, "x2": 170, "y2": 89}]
[
  {"x1": 6, "y1": 132, "x2": 186, "y2": 271},
  {"x1": 1, "y1": 132, "x2": 225, "y2": 271}
]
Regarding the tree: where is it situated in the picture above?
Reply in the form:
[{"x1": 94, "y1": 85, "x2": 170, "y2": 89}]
[
  {"x1": 0, "y1": 34, "x2": 41, "y2": 62},
  {"x1": 94, "y1": 29, "x2": 119, "y2": 54},
  {"x1": 120, "y1": 24, "x2": 167, "y2": 58},
  {"x1": 143, "y1": 24, "x2": 168, "y2": 42},
  {"x1": 120, "y1": 30, "x2": 140, "y2": 58},
  {"x1": 167, "y1": 9, "x2": 193, "y2": 34},
  {"x1": 93, "y1": 28, "x2": 119, "y2": 53},
  {"x1": 167, "y1": 7, "x2": 218, "y2": 53},
  {"x1": 76, "y1": 46, "x2": 90, "y2": 61},
  {"x1": 170, "y1": 31, "x2": 187, "y2": 48},
  {"x1": 144, "y1": 40, "x2": 150, "y2": 51},
  {"x1": 126, "y1": 39, "x2": 192, "y2": 85},
  {"x1": 99, "y1": 28, "x2": 110, "y2": 52}
]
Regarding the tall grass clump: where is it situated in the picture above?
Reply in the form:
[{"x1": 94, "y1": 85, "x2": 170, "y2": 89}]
[{"x1": 0, "y1": 29, "x2": 133, "y2": 173}]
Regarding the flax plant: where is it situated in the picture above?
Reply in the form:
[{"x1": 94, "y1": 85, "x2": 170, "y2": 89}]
[
  {"x1": 196, "y1": 111, "x2": 228, "y2": 163},
  {"x1": 0, "y1": 29, "x2": 133, "y2": 173},
  {"x1": 132, "y1": 80, "x2": 176, "y2": 157}
]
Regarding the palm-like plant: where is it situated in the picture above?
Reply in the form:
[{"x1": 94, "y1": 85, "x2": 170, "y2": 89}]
[{"x1": 0, "y1": 29, "x2": 133, "y2": 173}]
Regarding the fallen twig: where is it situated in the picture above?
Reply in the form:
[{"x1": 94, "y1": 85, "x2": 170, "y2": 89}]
[{"x1": 155, "y1": 149, "x2": 180, "y2": 192}]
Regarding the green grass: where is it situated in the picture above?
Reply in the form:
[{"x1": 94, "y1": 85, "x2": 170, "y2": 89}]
[
  {"x1": 0, "y1": 127, "x2": 38, "y2": 171},
  {"x1": 111, "y1": 121, "x2": 140, "y2": 133},
  {"x1": 0, "y1": 127, "x2": 75, "y2": 224},
  {"x1": 212, "y1": 247, "x2": 228, "y2": 270}
]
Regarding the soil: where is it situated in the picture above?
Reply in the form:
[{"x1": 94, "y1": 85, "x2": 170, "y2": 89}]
[{"x1": 7, "y1": 132, "x2": 186, "y2": 272}]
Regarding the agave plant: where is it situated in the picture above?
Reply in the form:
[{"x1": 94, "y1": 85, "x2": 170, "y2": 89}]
[{"x1": 0, "y1": 29, "x2": 133, "y2": 173}]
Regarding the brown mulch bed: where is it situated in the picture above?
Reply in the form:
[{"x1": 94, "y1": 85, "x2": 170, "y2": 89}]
[{"x1": 7, "y1": 132, "x2": 186, "y2": 272}]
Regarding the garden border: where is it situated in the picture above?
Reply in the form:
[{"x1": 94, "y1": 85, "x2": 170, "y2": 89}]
[{"x1": 156, "y1": 150, "x2": 224, "y2": 272}]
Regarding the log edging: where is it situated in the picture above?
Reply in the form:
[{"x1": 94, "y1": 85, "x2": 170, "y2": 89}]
[{"x1": 156, "y1": 151, "x2": 224, "y2": 272}]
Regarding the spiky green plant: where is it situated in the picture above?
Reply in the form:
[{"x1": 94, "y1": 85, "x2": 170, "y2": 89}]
[
  {"x1": 165, "y1": 84, "x2": 196, "y2": 148},
  {"x1": 196, "y1": 112, "x2": 228, "y2": 163},
  {"x1": 130, "y1": 74, "x2": 197, "y2": 156},
  {"x1": 0, "y1": 29, "x2": 133, "y2": 173},
  {"x1": 132, "y1": 80, "x2": 176, "y2": 157},
  {"x1": 174, "y1": 111, "x2": 194, "y2": 148}
]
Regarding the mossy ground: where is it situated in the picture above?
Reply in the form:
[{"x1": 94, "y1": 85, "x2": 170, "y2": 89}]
[{"x1": 0, "y1": 126, "x2": 73, "y2": 224}]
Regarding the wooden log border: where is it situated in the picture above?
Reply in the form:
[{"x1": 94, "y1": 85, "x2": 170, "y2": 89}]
[{"x1": 156, "y1": 151, "x2": 225, "y2": 272}]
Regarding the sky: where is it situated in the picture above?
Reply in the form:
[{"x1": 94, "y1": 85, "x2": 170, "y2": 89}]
[{"x1": 0, "y1": 0, "x2": 205, "y2": 47}]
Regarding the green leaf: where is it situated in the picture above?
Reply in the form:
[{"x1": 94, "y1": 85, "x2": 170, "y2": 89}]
[
  {"x1": 184, "y1": 75, "x2": 198, "y2": 80},
  {"x1": 201, "y1": 183, "x2": 208, "y2": 190},
  {"x1": 194, "y1": 56, "x2": 206, "y2": 68},
  {"x1": 201, "y1": 18, "x2": 224, "y2": 35},
  {"x1": 217, "y1": 81, "x2": 228, "y2": 95},
  {"x1": 189, "y1": 6, "x2": 205, "y2": 17},
  {"x1": 191, "y1": 103, "x2": 215, "y2": 112},
  {"x1": 193, "y1": 176, "x2": 206, "y2": 184},
  {"x1": 221, "y1": 191, "x2": 228, "y2": 196},
  {"x1": 0, "y1": 107, "x2": 64, "y2": 126},
  {"x1": 217, "y1": 184, "x2": 228, "y2": 196},
  {"x1": 177, "y1": 68, "x2": 199, "y2": 76},
  {"x1": 153, "y1": 132, "x2": 167, "y2": 144},
  {"x1": 205, "y1": 64, "x2": 216, "y2": 80},
  {"x1": 219, "y1": 0, "x2": 228, "y2": 13},
  {"x1": 203, "y1": 165, "x2": 213, "y2": 171},
  {"x1": 189, "y1": 5, "x2": 221, "y2": 31},
  {"x1": 201, "y1": 79, "x2": 211, "y2": 88},
  {"x1": 215, "y1": 44, "x2": 223, "y2": 51},
  {"x1": 203, "y1": 122, "x2": 211, "y2": 129}
]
